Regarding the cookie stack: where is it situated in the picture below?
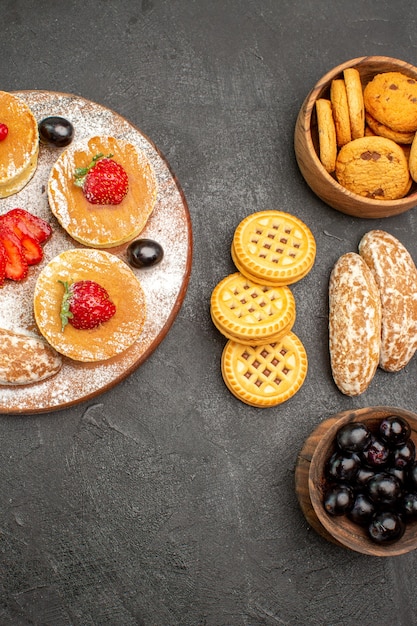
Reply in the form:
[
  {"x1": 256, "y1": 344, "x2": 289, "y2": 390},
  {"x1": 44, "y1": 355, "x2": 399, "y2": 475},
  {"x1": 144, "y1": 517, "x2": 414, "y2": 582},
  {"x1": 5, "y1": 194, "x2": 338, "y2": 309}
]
[
  {"x1": 210, "y1": 210, "x2": 316, "y2": 407},
  {"x1": 316, "y1": 68, "x2": 417, "y2": 200}
]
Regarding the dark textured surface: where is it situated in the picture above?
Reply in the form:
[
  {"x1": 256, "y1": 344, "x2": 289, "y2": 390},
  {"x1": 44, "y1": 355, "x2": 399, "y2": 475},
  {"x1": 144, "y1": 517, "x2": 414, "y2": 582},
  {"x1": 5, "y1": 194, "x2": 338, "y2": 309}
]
[{"x1": 1, "y1": 1, "x2": 417, "y2": 624}]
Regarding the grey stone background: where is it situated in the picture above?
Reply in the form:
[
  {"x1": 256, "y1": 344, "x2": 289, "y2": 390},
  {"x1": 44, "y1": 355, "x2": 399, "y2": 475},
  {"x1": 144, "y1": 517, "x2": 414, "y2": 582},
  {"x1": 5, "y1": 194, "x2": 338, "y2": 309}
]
[{"x1": 1, "y1": 1, "x2": 417, "y2": 624}]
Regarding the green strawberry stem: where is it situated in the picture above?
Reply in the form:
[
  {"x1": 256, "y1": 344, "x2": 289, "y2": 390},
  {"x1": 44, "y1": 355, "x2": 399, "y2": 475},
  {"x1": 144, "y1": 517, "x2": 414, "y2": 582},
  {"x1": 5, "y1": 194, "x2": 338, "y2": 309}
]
[
  {"x1": 73, "y1": 152, "x2": 114, "y2": 187},
  {"x1": 58, "y1": 280, "x2": 73, "y2": 331}
]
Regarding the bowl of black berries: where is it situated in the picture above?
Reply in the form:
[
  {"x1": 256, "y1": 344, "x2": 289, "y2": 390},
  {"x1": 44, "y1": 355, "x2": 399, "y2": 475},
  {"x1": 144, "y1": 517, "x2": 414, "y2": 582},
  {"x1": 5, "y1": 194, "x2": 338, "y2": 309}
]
[{"x1": 295, "y1": 406, "x2": 417, "y2": 556}]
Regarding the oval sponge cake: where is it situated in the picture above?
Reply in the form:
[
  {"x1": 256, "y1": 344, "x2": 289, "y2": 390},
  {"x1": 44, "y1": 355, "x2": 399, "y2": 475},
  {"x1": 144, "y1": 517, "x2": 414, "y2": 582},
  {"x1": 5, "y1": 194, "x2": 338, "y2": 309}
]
[
  {"x1": 33, "y1": 248, "x2": 146, "y2": 362},
  {"x1": 0, "y1": 90, "x2": 39, "y2": 198},
  {"x1": 47, "y1": 135, "x2": 157, "y2": 248}
]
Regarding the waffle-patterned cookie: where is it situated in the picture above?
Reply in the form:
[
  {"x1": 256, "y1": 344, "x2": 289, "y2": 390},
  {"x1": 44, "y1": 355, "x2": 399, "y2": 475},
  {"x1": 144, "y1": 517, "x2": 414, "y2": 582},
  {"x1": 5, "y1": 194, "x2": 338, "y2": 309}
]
[
  {"x1": 221, "y1": 333, "x2": 308, "y2": 407},
  {"x1": 231, "y1": 211, "x2": 316, "y2": 286},
  {"x1": 210, "y1": 272, "x2": 296, "y2": 345}
]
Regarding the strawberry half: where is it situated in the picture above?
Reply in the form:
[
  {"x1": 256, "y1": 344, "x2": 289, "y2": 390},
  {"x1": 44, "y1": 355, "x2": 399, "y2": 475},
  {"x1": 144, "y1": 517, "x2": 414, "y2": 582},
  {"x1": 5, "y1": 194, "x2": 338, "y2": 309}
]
[
  {"x1": 0, "y1": 225, "x2": 28, "y2": 281},
  {"x1": 74, "y1": 153, "x2": 129, "y2": 205},
  {"x1": 59, "y1": 279, "x2": 116, "y2": 331},
  {"x1": 3, "y1": 208, "x2": 52, "y2": 243}
]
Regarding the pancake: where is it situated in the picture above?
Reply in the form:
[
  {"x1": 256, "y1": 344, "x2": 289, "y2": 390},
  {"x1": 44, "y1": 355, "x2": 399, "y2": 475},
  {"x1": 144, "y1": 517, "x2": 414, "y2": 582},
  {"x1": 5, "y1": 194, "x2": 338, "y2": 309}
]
[
  {"x1": 33, "y1": 248, "x2": 146, "y2": 362},
  {"x1": 47, "y1": 135, "x2": 157, "y2": 248},
  {"x1": 0, "y1": 91, "x2": 39, "y2": 198}
]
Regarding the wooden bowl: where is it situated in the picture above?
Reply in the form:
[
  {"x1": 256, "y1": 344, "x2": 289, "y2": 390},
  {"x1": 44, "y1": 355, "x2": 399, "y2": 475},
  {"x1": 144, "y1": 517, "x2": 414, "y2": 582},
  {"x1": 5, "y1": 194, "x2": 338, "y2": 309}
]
[
  {"x1": 295, "y1": 406, "x2": 417, "y2": 556},
  {"x1": 294, "y1": 56, "x2": 417, "y2": 218}
]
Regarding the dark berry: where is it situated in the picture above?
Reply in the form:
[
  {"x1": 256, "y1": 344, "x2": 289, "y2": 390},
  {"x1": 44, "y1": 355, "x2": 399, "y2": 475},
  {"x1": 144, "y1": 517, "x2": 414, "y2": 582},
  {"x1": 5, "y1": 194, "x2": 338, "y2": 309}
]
[
  {"x1": 386, "y1": 466, "x2": 405, "y2": 484},
  {"x1": 355, "y1": 466, "x2": 375, "y2": 488},
  {"x1": 127, "y1": 238, "x2": 164, "y2": 268},
  {"x1": 401, "y1": 492, "x2": 417, "y2": 519},
  {"x1": 347, "y1": 492, "x2": 376, "y2": 526},
  {"x1": 38, "y1": 116, "x2": 74, "y2": 147},
  {"x1": 407, "y1": 463, "x2": 417, "y2": 490},
  {"x1": 361, "y1": 436, "x2": 391, "y2": 468},
  {"x1": 379, "y1": 415, "x2": 411, "y2": 448},
  {"x1": 392, "y1": 439, "x2": 415, "y2": 470},
  {"x1": 367, "y1": 472, "x2": 403, "y2": 506},
  {"x1": 368, "y1": 511, "x2": 405, "y2": 544},
  {"x1": 336, "y1": 422, "x2": 371, "y2": 453},
  {"x1": 0, "y1": 123, "x2": 8, "y2": 141},
  {"x1": 326, "y1": 451, "x2": 361, "y2": 483},
  {"x1": 323, "y1": 483, "x2": 354, "y2": 516}
]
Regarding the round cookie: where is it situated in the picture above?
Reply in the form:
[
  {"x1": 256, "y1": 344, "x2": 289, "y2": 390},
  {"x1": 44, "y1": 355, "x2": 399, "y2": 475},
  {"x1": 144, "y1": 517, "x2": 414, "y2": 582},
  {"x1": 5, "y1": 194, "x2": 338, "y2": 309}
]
[
  {"x1": 34, "y1": 248, "x2": 146, "y2": 362},
  {"x1": 343, "y1": 68, "x2": 365, "y2": 139},
  {"x1": 221, "y1": 333, "x2": 308, "y2": 407},
  {"x1": 48, "y1": 135, "x2": 157, "y2": 248},
  {"x1": 330, "y1": 78, "x2": 352, "y2": 147},
  {"x1": 316, "y1": 98, "x2": 337, "y2": 172},
  {"x1": 408, "y1": 131, "x2": 417, "y2": 182},
  {"x1": 210, "y1": 272, "x2": 296, "y2": 345},
  {"x1": 364, "y1": 71, "x2": 417, "y2": 133},
  {"x1": 0, "y1": 91, "x2": 39, "y2": 198},
  {"x1": 335, "y1": 135, "x2": 411, "y2": 200},
  {"x1": 231, "y1": 210, "x2": 316, "y2": 286},
  {"x1": 365, "y1": 111, "x2": 415, "y2": 144}
]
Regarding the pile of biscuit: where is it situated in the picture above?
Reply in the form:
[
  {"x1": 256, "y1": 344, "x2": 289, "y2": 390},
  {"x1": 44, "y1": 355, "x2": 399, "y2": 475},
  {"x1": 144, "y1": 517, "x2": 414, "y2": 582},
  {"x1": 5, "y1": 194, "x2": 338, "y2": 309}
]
[
  {"x1": 210, "y1": 210, "x2": 316, "y2": 407},
  {"x1": 329, "y1": 229, "x2": 417, "y2": 396},
  {"x1": 316, "y1": 68, "x2": 417, "y2": 200}
]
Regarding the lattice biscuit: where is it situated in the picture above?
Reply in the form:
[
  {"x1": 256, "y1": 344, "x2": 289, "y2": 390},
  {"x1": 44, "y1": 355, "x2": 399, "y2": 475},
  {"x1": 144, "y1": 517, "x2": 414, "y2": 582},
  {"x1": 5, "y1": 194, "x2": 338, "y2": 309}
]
[
  {"x1": 231, "y1": 211, "x2": 316, "y2": 286},
  {"x1": 221, "y1": 333, "x2": 308, "y2": 407},
  {"x1": 210, "y1": 272, "x2": 296, "y2": 345}
]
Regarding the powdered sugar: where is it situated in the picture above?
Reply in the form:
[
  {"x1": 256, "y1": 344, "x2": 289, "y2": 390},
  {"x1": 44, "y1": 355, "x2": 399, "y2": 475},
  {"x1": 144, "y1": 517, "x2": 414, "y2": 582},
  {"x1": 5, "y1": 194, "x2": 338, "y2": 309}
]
[{"x1": 0, "y1": 91, "x2": 191, "y2": 413}]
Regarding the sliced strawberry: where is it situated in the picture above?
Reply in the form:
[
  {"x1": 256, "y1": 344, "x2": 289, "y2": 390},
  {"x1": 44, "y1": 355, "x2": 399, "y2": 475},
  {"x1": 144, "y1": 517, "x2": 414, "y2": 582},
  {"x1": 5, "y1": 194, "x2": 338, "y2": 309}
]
[
  {"x1": 0, "y1": 225, "x2": 28, "y2": 281},
  {"x1": 19, "y1": 233, "x2": 43, "y2": 265},
  {"x1": 3, "y1": 208, "x2": 52, "y2": 243},
  {"x1": 0, "y1": 214, "x2": 43, "y2": 265},
  {"x1": 0, "y1": 242, "x2": 6, "y2": 286}
]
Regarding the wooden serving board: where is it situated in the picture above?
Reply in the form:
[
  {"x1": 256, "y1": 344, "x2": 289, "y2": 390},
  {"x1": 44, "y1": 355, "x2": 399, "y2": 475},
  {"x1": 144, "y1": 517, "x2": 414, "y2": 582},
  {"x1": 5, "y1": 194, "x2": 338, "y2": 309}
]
[{"x1": 0, "y1": 91, "x2": 192, "y2": 414}]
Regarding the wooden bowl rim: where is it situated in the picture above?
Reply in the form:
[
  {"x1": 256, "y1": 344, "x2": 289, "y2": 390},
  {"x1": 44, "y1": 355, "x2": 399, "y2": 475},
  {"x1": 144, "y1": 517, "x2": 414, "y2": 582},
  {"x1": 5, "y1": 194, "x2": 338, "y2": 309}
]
[
  {"x1": 308, "y1": 406, "x2": 417, "y2": 556},
  {"x1": 300, "y1": 55, "x2": 417, "y2": 210}
]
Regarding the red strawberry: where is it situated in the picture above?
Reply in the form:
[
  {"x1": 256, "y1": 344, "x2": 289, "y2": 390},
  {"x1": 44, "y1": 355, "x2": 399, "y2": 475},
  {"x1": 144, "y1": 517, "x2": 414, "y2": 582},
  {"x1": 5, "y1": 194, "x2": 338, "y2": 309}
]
[
  {"x1": 0, "y1": 242, "x2": 6, "y2": 285},
  {"x1": 0, "y1": 123, "x2": 8, "y2": 141},
  {"x1": 74, "y1": 153, "x2": 129, "y2": 205},
  {"x1": 59, "y1": 279, "x2": 116, "y2": 331},
  {"x1": 0, "y1": 225, "x2": 28, "y2": 281},
  {"x1": 0, "y1": 213, "x2": 43, "y2": 265},
  {"x1": 3, "y1": 208, "x2": 52, "y2": 243}
]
